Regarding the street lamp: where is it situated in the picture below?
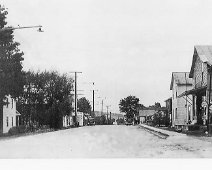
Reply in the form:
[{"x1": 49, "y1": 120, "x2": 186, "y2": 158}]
[{"x1": 0, "y1": 25, "x2": 43, "y2": 32}]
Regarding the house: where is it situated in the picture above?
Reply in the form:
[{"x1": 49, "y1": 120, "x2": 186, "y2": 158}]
[
  {"x1": 139, "y1": 109, "x2": 156, "y2": 124},
  {"x1": 0, "y1": 95, "x2": 21, "y2": 134},
  {"x1": 178, "y1": 46, "x2": 212, "y2": 130},
  {"x1": 170, "y1": 72, "x2": 193, "y2": 129},
  {"x1": 164, "y1": 97, "x2": 172, "y2": 125},
  {"x1": 62, "y1": 115, "x2": 73, "y2": 127}
]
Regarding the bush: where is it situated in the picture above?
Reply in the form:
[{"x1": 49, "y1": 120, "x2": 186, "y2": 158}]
[{"x1": 8, "y1": 125, "x2": 28, "y2": 135}]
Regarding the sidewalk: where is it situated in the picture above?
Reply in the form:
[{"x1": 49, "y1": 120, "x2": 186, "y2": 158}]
[
  {"x1": 139, "y1": 124, "x2": 212, "y2": 143},
  {"x1": 139, "y1": 124, "x2": 186, "y2": 138}
]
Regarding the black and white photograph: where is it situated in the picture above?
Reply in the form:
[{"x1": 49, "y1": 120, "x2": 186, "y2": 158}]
[{"x1": 1, "y1": 0, "x2": 212, "y2": 164}]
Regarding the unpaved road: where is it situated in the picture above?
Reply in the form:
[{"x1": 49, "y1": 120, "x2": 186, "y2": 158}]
[{"x1": 0, "y1": 125, "x2": 212, "y2": 158}]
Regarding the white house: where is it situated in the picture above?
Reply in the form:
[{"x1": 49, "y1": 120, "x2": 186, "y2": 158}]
[
  {"x1": 0, "y1": 95, "x2": 21, "y2": 134},
  {"x1": 62, "y1": 115, "x2": 74, "y2": 127},
  {"x1": 170, "y1": 72, "x2": 193, "y2": 129}
]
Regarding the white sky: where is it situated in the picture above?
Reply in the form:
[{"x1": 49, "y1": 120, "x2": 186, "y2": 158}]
[{"x1": 2, "y1": 0, "x2": 212, "y2": 113}]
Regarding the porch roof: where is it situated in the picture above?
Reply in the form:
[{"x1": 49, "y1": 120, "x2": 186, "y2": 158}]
[{"x1": 178, "y1": 86, "x2": 207, "y2": 98}]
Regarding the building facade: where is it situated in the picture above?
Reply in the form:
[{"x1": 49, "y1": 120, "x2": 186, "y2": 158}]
[
  {"x1": 139, "y1": 109, "x2": 156, "y2": 124},
  {"x1": 180, "y1": 46, "x2": 212, "y2": 127},
  {"x1": 170, "y1": 72, "x2": 193, "y2": 129},
  {"x1": 0, "y1": 95, "x2": 20, "y2": 134}
]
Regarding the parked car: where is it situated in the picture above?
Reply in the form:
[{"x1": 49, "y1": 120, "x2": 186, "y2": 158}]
[
  {"x1": 125, "y1": 118, "x2": 133, "y2": 126},
  {"x1": 88, "y1": 117, "x2": 95, "y2": 126}
]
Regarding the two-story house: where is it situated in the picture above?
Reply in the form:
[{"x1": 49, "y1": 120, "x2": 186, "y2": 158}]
[
  {"x1": 0, "y1": 95, "x2": 21, "y2": 134},
  {"x1": 170, "y1": 72, "x2": 193, "y2": 129},
  {"x1": 179, "y1": 46, "x2": 212, "y2": 128}
]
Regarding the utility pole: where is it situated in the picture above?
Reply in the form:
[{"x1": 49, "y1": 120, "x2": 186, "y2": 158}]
[
  {"x1": 101, "y1": 100, "x2": 104, "y2": 116},
  {"x1": 110, "y1": 112, "x2": 112, "y2": 123},
  {"x1": 91, "y1": 83, "x2": 98, "y2": 116},
  {"x1": 70, "y1": 71, "x2": 82, "y2": 126},
  {"x1": 208, "y1": 66, "x2": 212, "y2": 135},
  {"x1": 106, "y1": 105, "x2": 111, "y2": 125}
]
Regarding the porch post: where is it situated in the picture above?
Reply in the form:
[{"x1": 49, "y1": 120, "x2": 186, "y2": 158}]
[{"x1": 207, "y1": 66, "x2": 212, "y2": 133}]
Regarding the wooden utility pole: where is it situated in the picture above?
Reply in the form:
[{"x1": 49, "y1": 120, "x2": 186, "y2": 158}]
[
  {"x1": 208, "y1": 67, "x2": 212, "y2": 134},
  {"x1": 106, "y1": 105, "x2": 111, "y2": 124},
  {"x1": 70, "y1": 71, "x2": 82, "y2": 126}
]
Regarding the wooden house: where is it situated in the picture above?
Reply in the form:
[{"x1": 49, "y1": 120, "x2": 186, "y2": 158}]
[
  {"x1": 170, "y1": 72, "x2": 193, "y2": 129},
  {"x1": 179, "y1": 46, "x2": 212, "y2": 129},
  {"x1": 0, "y1": 95, "x2": 21, "y2": 134}
]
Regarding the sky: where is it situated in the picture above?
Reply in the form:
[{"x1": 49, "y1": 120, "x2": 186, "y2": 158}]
[{"x1": 1, "y1": 0, "x2": 212, "y2": 113}]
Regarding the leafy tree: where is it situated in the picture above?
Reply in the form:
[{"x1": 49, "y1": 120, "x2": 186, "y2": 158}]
[
  {"x1": 17, "y1": 70, "x2": 74, "y2": 129},
  {"x1": 0, "y1": 5, "x2": 24, "y2": 133},
  {"x1": 154, "y1": 102, "x2": 161, "y2": 108},
  {"x1": 77, "y1": 97, "x2": 92, "y2": 114},
  {"x1": 119, "y1": 95, "x2": 140, "y2": 119},
  {"x1": 149, "y1": 102, "x2": 161, "y2": 109},
  {"x1": 152, "y1": 110, "x2": 169, "y2": 127}
]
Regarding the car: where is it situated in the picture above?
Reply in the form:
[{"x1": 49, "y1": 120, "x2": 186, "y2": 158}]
[
  {"x1": 125, "y1": 122, "x2": 133, "y2": 126},
  {"x1": 88, "y1": 117, "x2": 95, "y2": 126},
  {"x1": 125, "y1": 118, "x2": 134, "y2": 126}
]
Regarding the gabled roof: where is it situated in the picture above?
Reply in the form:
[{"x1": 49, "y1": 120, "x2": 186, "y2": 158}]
[
  {"x1": 189, "y1": 45, "x2": 212, "y2": 78},
  {"x1": 170, "y1": 72, "x2": 193, "y2": 90}
]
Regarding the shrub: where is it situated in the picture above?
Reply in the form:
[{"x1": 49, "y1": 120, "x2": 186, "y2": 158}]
[{"x1": 8, "y1": 125, "x2": 27, "y2": 135}]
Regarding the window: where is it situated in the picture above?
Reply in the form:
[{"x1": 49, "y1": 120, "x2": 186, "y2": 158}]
[
  {"x1": 188, "y1": 105, "x2": 191, "y2": 121},
  {"x1": 175, "y1": 108, "x2": 177, "y2": 119},
  {"x1": 6, "y1": 98, "x2": 8, "y2": 108},
  {"x1": 201, "y1": 63, "x2": 204, "y2": 73},
  {"x1": 202, "y1": 63, "x2": 204, "y2": 83},
  {"x1": 6, "y1": 117, "x2": 9, "y2": 127}
]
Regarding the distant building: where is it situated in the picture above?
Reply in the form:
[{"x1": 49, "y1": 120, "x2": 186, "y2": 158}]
[
  {"x1": 170, "y1": 72, "x2": 193, "y2": 129},
  {"x1": 164, "y1": 97, "x2": 172, "y2": 125},
  {"x1": 139, "y1": 109, "x2": 156, "y2": 124},
  {"x1": 0, "y1": 95, "x2": 21, "y2": 134},
  {"x1": 62, "y1": 115, "x2": 73, "y2": 127}
]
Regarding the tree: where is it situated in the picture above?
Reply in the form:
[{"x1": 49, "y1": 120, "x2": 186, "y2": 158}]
[
  {"x1": 77, "y1": 97, "x2": 92, "y2": 114},
  {"x1": 152, "y1": 110, "x2": 169, "y2": 127},
  {"x1": 0, "y1": 5, "x2": 24, "y2": 133},
  {"x1": 119, "y1": 95, "x2": 140, "y2": 120},
  {"x1": 154, "y1": 102, "x2": 161, "y2": 108},
  {"x1": 149, "y1": 102, "x2": 161, "y2": 109},
  {"x1": 17, "y1": 70, "x2": 74, "y2": 129}
]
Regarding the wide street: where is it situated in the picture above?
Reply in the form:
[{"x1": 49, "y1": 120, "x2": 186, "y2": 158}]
[{"x1": 0, "y1": 125, "x2": 212, "y2": 158}]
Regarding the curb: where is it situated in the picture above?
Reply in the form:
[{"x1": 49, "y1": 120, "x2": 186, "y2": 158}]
[{"x1": 139, "y1": 125, "x2": 169, "y2": 139}]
